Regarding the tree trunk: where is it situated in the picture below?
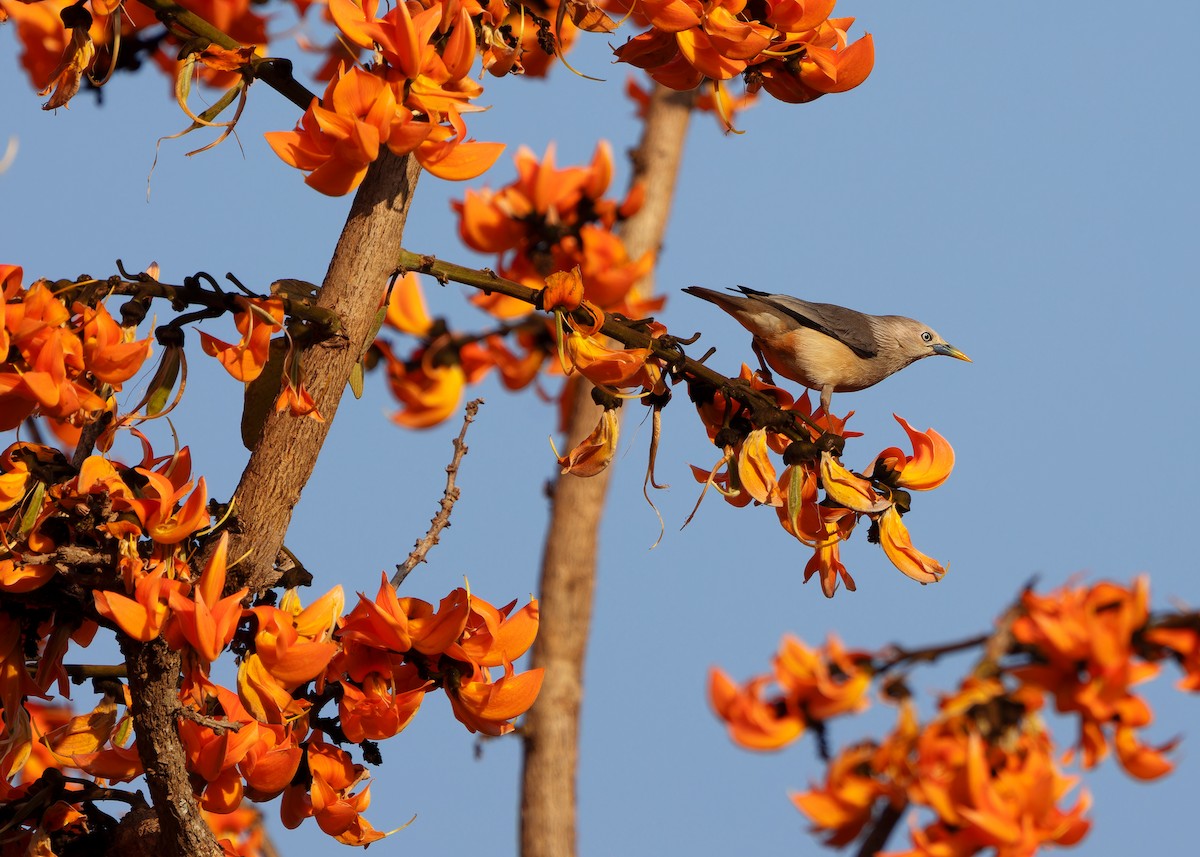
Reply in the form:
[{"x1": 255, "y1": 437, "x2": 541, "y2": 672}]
[
  {"x1": 519, "y1": 85, "x2": 695, "y2": 857},
  {"x1": 137, "y1": 152, "x2": 422, "y2": 857}
]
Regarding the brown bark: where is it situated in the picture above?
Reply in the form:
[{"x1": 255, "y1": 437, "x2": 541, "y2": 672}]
[
  {"x1": 519, "y1": 85, "x2": 695, "y2": 857},
  {"x1": 120, "y1": 638, "x2": 222, "y2": 857},
  {"x1": 131, "y1": 152, "x2": 422, "y2": 857},
  {"x1": 225, "y1": 151, "x2": 423, "y2": 595}
]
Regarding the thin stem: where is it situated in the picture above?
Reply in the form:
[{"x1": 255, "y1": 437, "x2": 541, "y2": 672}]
[
  {"x1": 132, "y1": 0, "x2": 318, "y2": 110},
  {"x1": 395, "y1": 250, "x2": 823, "y2": 441},
  {"x1": 392, "y1": 398, "x2": 482, "y2": 587}
]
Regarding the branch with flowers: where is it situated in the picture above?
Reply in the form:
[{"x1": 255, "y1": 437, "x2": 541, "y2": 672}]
[
  {"x1": 1, "y1": 222, "x2": 547, "y2": 854},
  {"x1": 5, "y1": 0, "x2": 877, "y2": 188},
  {"x1": 389, "y1": 247, "x2": 955, "y2": 597},
  {"x1": 710, "y1": 577, "x2": 1200, "y2": 856}
]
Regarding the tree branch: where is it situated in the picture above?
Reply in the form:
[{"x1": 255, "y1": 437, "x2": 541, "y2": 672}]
[
  {"x1": 519, "y1": 83, "x2": 696, "y2": 857},
  {"x1": 119, "y1": 636, "x2": 221, "y2": 857},
  {"x1": 221, "y1": 151, "x2": 423, "y2": 596},
  {"x1": 392, "y1": 398, "x2": 482, "y2": 587},
  {"x1": 395, "y1": 249, "x2": 825, "y2": 441},
  {"x1": 132, "y1": 0, "x2": 318, "y2": 110}
]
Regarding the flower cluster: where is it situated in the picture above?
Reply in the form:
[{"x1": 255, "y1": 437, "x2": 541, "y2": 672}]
[
  {"x1": 0, "y1": 266, "x2": 152, "y2": 434},
  {"x1": 6, "y1": 0, "x2": 876, "y2": 190},
  {"x1": 456, "y1": 143, "x2": 654, "y2": 317},
  {"x1": 610, "y1": 0, "x2": 874, "y2": 123},
  {"x1": 0, "y1": 0, "x2": 278, "y2": 108},
  {"x1": 712, "y1": 578, "x2": 1200, "y2": 856},
  {"x1": 377, "y1": 144, "x2": 661, "y2": 434},
  {"x1": 1012, "y1": 579, "x2": 1177, "y2": 778},
  {"x1": 709, "y1": 634, "x2": 871, "y2": 750},
  {"x1": 690, "y1": 367, "x2": 954, "y2": 596},
  {"x1": 0, "y1": 437, "x2": 542, "y2": 850}
]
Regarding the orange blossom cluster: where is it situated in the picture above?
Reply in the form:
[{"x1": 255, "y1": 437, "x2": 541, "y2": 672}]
[
  {"x1": 690, "y1": 367, "x2": 954, "y2": 596},
  {"x1": 609, "y1": 0, "x2": 874, "y2": 115},
  {"x1": 711, "y1": 577, "x2": 1200, "y2": 855},
  {"x1": 0, "y1": 0, "x2": 295, "y2": 108},
  {"x1": 376, "y1": 143, "x2": 661, "y2": 436},
  {"x1": 0, "y1": 266, "x2": 151, "y2": 438},
  {"x1": 0, "y1": 266, "x2": 322, "y2": 432},
  {"x1": 0, "y1": 436, "x2": 542, "y2": 850}
]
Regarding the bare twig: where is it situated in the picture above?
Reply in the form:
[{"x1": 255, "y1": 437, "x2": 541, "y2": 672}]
[
  {"x1": 63, "y1": 663, "x2": 128, "y2": 683},
  {"x1": 855, "y1": 799, "x2": 907, "y2": 857},
  {"x1": 175, "y1": 706, "x2": 243, "y2": 734},
  {"x1": 873, "y1": 632, "x2": 991, "y2": 675},
  {"x1": 392, "y1": 399, "x2": 482, "y2": 587}
]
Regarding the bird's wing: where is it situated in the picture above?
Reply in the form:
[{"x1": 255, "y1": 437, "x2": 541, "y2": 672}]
[{"x1": 734, "y1": 287, "x2": 878, "y2": 358}]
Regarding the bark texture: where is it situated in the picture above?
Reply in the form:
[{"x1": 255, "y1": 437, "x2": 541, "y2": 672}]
[
  {"x1": 120, "y1": 638, "x2": 221, "y2": 857},
  {"x1": 225, "y1": 151, "x2": 423, "y2": 595},
  {"x1": 519, "y1": 86, "x2": 695, "y2": 857},
  {"x1": 134, "y1": 152, "x2": 422, "y2": 857}
]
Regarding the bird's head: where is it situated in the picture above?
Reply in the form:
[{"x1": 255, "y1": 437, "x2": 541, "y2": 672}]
[{"x1": 883, "y1": 317, "x2": 972, "y2": 366}]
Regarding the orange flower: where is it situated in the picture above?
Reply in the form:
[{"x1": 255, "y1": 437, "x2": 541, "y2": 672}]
[
  {"x1": 384, "y1": 272, "x2": 434, "y2": 336},
  {"x1": 736, "y1": 428, "x2": 782, "y2": 506},
  {"x1": 798, "y1": 33, "x2": 875, "y2": 95},
  {"x1": 76, "y1": 302, "x2": 153, "y2": 386},
  {"x1": 265, "y1": 66, "x2": 432, "y2": 196},
  {"x1": 1011, "y1": 578, "x2": 1174, "y2": 778},
  {"x1": 820, "y1": 451, "x2": 889, "y2": 513},
  {"x1": 867, "y1": 415, "x2": 955, "y2": 491},
  {"x1": 802, "y1": 508, "x2": 857, "y2": 597},
  {"x1": 123, "y1": 468, "x2": 209, "y2": 545},
  {"x1": 555, "y1": 407, "x2": 619, "y2": 477},
  {"x1": 774, "y1": 635, "x2": 871, "y2": 721},
  {"x1": 178, "y1": 680, "x2": 260, "y2": 784},
  {"x1": 791, "y1": 744, "x2": 887, "y2": 847},
  {"x1": 876, "y1": 506, "x2": 947, "y2": 585},
  {"x1": 403, "y1": 587, "x2": 471, "y2": 657},
  {"x1": 446, "y1": 661, "x2": 544, "y2": 736},
  {"x1": 564, "y1": 331, "x2": 661, "y2": 391},
  {"x1": 543, "y1": 267, "x2": 585, "y2": 313},
  {"x1": 93, "y1": 570, "x2": 182, "y2": 642},
  {"x1": 447, "y1": 595, "x2": 539, "y2": 668},
  {"x1": 199, "y1": 297, "x2": 284, "y2": 382},
  {"x1": 166, "y1": 533, "x2": 247, "y2": 663},
  {"x1": 287, "y1": 736, "x2": 395, "y2": 845},
  {"x1": 710, "y1": 635, "x2": 869, "y2": 750},
  {"x1": 384, "y1": 345, "x2": 468, "y2": 429},
  {"x1": 236, "y1": 653, "x2": 311, "y2": 724},
  {"x1": 708, "y1": 669, "x2": 804, "y2": 750},
  {"x1": 338, "y1": 666, "x2": 427, "y2": 742},
  {"x1": 246, "y1": 602, "x2": 339, "y2": 688},
  {"x1": 339, "y1": 573, "x2": 413, "y2": 654}
]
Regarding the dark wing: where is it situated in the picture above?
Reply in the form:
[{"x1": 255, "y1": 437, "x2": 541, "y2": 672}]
[{"x1": 734, "y1": 287, "x2": 878, "y2": 358}]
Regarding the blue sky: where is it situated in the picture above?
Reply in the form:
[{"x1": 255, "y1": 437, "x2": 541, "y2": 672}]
[{"x1": 3, "y1": 1, "x2": 1199, "y2": 854}]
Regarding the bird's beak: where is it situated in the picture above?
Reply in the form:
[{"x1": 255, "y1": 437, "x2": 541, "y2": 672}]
[{"x1": 933, "y1": 343, "x2": 972, "y2": 363}]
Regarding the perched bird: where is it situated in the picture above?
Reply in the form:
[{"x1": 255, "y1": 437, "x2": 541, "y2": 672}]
[{"x1": 683, "y1": 286, "x2": 971, "y2": 413}]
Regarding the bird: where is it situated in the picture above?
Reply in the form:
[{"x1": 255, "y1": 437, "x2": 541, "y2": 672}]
[{"x1": 682, "y1": 286, "x2": 971, "y2": 414}]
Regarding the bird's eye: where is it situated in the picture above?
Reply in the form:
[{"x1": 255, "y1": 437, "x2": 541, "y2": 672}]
[{"x1": 921, "y1": 332, "x2": 933, "y2": 343}]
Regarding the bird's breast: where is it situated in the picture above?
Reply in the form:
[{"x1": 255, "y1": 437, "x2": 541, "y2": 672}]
[{"x1": 758, "y1": 328, "x2": 895, "y2": 393}]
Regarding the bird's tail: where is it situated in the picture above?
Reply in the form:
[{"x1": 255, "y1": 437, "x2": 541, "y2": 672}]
[{"x1": 682, "y1": 285, "x2": 759, "y2": 316}]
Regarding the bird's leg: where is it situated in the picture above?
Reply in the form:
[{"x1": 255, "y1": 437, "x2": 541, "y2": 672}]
[
  {"x1": 819, "y1": 386, "x2": 834, "y2": 417},
  {"x1": 751, "y1": 339, "x2": 776, "y2": 385}
]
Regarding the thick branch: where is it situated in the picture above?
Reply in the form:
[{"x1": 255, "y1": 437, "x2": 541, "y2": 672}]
[
  {"x1": 223, "y1": 151, "x2": 423, "y2": 595},
  {"x1": 119, "y1": 637, "x2": 221, "y2": 857},
  {"x1": 519, "y1": 84, "x2": 695, "y2": 857}
]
